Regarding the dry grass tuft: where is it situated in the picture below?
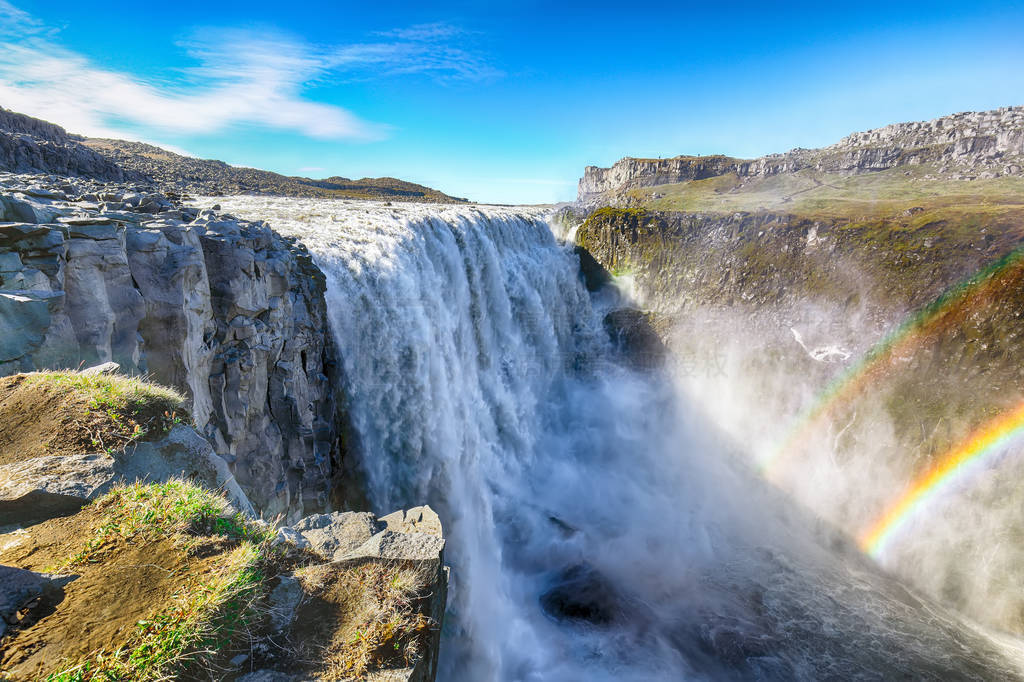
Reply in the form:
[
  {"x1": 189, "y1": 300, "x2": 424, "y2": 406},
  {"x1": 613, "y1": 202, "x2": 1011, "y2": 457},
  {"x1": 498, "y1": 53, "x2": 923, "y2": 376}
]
[{"x1": 294, "y1": 559, "x2": 437, "y2": 679}]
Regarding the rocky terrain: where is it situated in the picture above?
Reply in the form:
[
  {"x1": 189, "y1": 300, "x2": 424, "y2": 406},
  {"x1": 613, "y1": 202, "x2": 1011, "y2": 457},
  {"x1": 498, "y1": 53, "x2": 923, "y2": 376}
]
[
  {"x1": 0, "y1": 370, "x2": 446, "y2": 681},
  {"x1": 82, "y1": 138, "x2": 468, "y2": 203},
  {"x1": 0, "y1": 106, "x2": 465, "y2": 203},
  {"x1": 0, "y1": 109, "x2": 135, "y2": 183},
  {"x1": 0, "y1": 104, "x2": 453, "y2": 680},
  {"x1": 578, "y1": 106, "x2": 1024, "y2": 208},
  {"x1": 0, "y1": 105, "x2": 460, "y2": 680}
]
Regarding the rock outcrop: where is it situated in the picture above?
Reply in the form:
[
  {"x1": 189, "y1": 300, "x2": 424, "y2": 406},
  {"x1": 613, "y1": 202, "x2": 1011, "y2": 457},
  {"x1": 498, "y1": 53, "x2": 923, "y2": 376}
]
[
  {"x1": 578, "y1": 106, "x2": 1024, "y2": 207},
  {"x1": 0, "y1": 108, "x2": 133, "y2": 182},
  {"x1": 0, "y1": 371, "x2": 448, "y2": 681},
  {"x1": 260, "y1": 506, "x2": 447, "y2": 682},
  {"x1": 0, "y1": 423, "x2": 254, "y2": 525},
  {"x1": 0, "y1": 174, "x2": 341, "y2": 519}
]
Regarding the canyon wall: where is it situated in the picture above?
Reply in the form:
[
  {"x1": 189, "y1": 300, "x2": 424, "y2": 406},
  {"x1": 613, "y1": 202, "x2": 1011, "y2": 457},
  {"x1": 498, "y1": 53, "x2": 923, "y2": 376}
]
[
  {"x1": 0, "y1": 173, "x2": 341, "y2": 520},
  {"x1": 579, "y1": 106, "x2": 1024, "y2": 207},
  {"x1": 574, "y1": 203, "x2": 1024, "y2": 633}
]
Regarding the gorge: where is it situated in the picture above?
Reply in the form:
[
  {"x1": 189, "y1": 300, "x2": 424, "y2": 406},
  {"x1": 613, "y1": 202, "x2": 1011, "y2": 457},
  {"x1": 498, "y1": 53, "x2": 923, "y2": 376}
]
[{"x1": 4, "y1": 104, "x2": 1024, "y2": 680}]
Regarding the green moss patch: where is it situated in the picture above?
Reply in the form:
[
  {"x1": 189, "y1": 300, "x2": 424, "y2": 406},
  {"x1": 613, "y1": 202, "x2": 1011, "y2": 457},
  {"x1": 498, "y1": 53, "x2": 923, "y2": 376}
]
[{"x1": 0, "y1": 371, "x2": 189, "y2": 466}]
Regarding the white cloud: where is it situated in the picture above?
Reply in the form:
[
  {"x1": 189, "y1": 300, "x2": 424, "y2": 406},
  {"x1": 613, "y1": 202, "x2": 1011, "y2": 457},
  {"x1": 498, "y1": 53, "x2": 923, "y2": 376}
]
[
  {"x1": 0, "y1": 0, "x2": 42, "y2": 32},
  {"x1": 0, "y1": 7, "x2": 497, "y2": 143},
  {"x1": 377, "y1": 22, "x2": 466, "y2": 42}
]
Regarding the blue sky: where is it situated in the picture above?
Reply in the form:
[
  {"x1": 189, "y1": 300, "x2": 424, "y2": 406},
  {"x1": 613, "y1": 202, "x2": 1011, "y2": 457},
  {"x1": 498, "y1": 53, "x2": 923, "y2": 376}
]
[{"x1": 1, "y1": 1, "x2": 1023, "y2": 203}]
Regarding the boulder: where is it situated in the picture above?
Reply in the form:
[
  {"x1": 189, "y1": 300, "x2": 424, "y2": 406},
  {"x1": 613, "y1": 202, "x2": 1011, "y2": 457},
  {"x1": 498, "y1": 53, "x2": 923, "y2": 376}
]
[
  {"x1": 273, "y1": 526, "x2": 310, "y2": 550},
  {"x1": 290, "y1": 511, "x2": 380, "y2": 561},
  {"x1": 0, "y1": 426, "x2": 254, "y2": 524},
  {"x1": 0, "y1": 453, "x2": 116, "y2": 525},
  {"x1": 285, "y1": 506, "x2": 446, "y2": 564},
  {"x1": 79, "y1": 361, "x2": 119, "y2": 376},
  {"x1": 342, "y1": 529, "x2": 445, "y2": 563},
  {"x1": 378, "y1": 506, "x2": 443, "y2": 537},
  {"x1": 114, "y1": 425, "x2": 255, "y2": 517}
]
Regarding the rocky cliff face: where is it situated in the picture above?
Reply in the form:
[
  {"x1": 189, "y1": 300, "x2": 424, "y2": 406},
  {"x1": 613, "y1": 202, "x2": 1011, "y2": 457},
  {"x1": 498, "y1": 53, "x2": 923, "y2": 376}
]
[
  {"x1": 578, "y1": 155, "x2": 741, "y2": 206},
  {"x1": 573, "y1": 207, "x2": 1014, "y2": 316},
  {"x1": 578, "y1": 106, "x2": 1024, "y2": 207},
  {"x1": 0, "y1": 108, "x2": 134, "y2": 182},
  {"x1": 0, "y1": 172, "x2": 341, "y2": 520}
]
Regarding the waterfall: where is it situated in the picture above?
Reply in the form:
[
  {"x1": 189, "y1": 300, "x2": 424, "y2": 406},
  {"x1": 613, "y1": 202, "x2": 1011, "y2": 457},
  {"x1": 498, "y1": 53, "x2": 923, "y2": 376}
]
[{"x1": 207, "y1": 197, "x2": 1024, "y2": 681}]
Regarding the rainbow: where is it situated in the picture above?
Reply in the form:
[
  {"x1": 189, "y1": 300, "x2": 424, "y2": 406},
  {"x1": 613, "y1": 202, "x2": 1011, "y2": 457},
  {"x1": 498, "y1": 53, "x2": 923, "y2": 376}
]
[
  {"x1": 759, "y1": 245, "x2": 1024, "y2": 477},
  {"x1": 860, "y1": 401, "x2": 1024, "y2": 557}
]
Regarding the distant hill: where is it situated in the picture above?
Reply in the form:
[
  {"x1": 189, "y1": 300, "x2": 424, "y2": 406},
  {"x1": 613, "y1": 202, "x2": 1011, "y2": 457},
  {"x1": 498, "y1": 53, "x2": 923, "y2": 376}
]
[
  {"x1": 81, "y1": 138, "x2": 468, "y2": 203},
  {"x1": 577, "y1": 106, "x2": 1024, "y2": 212},
  {"x1": 0, "y1": 106, "x2": 467, "y2": 202}
]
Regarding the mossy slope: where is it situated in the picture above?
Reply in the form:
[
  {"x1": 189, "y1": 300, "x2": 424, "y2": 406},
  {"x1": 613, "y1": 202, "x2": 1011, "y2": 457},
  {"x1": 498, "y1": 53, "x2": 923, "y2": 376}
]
[{"x1": 0, "y1": 373, "x2": 442, "y2": 682}]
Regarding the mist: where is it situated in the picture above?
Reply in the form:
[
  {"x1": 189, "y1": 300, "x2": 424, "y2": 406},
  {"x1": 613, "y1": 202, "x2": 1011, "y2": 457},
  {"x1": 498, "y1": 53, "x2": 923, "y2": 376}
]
[{"x1": 661, "y1": 286, "x2": 1024, "y2": 636}]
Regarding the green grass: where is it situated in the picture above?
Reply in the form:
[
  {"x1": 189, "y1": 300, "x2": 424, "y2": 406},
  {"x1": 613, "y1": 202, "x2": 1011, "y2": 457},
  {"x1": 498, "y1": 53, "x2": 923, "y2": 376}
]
[
  {"x1": 45, "y1": 544, "x2": 264, "y2": 682},
  {"x1": 628, "y1": 166, "x2": 1024, "y2": 221},
  {"x1": 44, "y1": 481, "x2": 278, "y2": 682},
  {"x1": 61, "y1": 481, "x2": 271, "y2": 569},
  {"x1": 26, "y1": 371, "x2": 188, "y2": 449},
  {"x1": 28, "y1": 479, "x2": 439, "y2": 682}
]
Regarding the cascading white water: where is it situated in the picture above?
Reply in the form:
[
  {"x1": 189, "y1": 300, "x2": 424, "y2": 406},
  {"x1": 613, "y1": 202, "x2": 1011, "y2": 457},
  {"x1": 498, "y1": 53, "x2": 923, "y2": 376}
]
[{"x1": 206, "y1": 197, "x2": 1024, "y2": 681}]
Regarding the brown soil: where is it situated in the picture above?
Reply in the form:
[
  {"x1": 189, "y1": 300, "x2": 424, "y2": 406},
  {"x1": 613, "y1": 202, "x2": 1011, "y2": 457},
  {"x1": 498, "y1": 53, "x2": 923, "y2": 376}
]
[
  {"x1": 0, "y1": 373, "x2": 185, "y2": 468},
  {"x1": 0, "y1": 505, "x2": 105, "y2": 571},
  {"x1": 289, "y1": 561, "x2": 369, "y2": 668},
  {"x1": 0, "y1": 533, "x2": 222, "y2": 680},
  {"x1": 0, "y1": 375, "x2": 111, "y2": 465}
]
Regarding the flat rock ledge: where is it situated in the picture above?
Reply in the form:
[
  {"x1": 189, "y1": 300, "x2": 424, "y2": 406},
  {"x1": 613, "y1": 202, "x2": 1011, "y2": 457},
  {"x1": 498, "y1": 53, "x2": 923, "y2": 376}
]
[{"x1": 250, "y1": 507, "x2": 448, "y2": 682}]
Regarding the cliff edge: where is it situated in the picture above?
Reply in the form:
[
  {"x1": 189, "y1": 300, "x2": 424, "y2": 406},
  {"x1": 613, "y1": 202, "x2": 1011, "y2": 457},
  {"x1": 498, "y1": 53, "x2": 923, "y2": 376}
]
[
  {"x1": 0, "y1": 171, "x2": 341, "y2": 520},
  {"x1": 578, "y1": 106, "x2": 1024, "y2": 208},
  {"x1": 0, "y1": 371, "x2": 446, "y2": 681}
]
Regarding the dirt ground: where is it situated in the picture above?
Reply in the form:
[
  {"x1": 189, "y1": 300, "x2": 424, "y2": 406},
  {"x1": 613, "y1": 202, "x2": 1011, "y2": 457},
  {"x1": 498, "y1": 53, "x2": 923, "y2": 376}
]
[
  {"x1": 0, "y1": 506, "x2": 104, "y2": 571},
  {"x1": 0, "y1": 503, "x2": 233, "y2": 681},
  {"x1": 0, "y1": 375, "x2": 110, "y2": 465}
]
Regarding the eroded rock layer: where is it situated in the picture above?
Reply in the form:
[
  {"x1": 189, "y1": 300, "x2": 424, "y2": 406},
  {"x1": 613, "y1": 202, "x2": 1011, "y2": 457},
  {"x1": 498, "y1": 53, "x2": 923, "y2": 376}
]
[
  {"x1": 0, "y1": 173, "x2": 341, "y2": 519},
  {"x1": 579, "y1": 106, "x2": 1024, "y2": 207}
]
